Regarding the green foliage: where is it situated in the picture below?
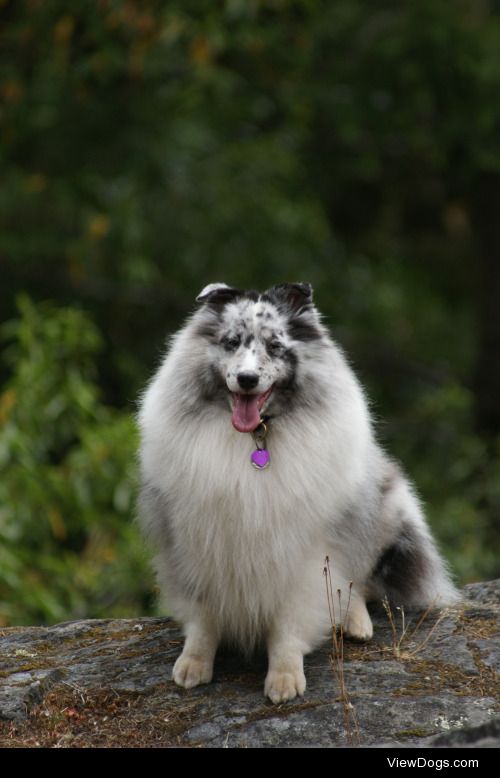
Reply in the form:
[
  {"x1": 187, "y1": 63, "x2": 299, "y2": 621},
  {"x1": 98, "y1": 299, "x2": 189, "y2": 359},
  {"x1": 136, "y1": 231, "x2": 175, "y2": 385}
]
[
  {"x1": 0, "y1": 298, "x2": 153, "y2": 626},
  {"x1": 1, "y1": 2, "x2": 499, "y2": 622},
  {"x1": 387, "y1": 380, "x2": 500, "y2": 584}
]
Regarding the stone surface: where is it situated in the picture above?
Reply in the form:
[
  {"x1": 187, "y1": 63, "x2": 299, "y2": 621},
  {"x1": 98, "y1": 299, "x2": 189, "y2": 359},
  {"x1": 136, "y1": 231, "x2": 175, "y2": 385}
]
[{"x1": 0, "y1": 582, "x2": 498, "y2": 748}]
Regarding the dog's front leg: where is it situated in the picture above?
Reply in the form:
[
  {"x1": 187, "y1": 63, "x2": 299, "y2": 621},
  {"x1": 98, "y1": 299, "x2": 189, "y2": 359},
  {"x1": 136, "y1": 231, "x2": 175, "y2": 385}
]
[
  {"x1": 265, "y1": 629, "x2": 307, "y2": 704},
  {"x1": 172, "y1": 614, "x2": 218, "y2": 689}
]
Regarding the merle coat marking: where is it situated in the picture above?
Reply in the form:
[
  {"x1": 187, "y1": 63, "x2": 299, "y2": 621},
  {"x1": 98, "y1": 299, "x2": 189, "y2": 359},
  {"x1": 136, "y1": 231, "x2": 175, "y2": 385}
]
[{"x1": 138, "y1": 282, "x2": 459, "y2": 703}]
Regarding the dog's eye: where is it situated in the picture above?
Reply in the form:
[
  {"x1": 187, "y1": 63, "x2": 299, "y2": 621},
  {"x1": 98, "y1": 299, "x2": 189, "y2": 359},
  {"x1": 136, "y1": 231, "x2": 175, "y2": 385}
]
[
  {"x1": 222, "y1": 335, "x2": 241, "y2": 352},
  {"x1": 267, "y1": 339, "x2": 283, "y2": 355}
]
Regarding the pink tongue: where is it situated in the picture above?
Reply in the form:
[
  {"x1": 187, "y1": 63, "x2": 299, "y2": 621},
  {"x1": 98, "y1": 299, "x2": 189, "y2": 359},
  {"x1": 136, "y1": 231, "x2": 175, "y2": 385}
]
[{"x1": 232, "y1": 394, "x2": 261, "y2": 433}]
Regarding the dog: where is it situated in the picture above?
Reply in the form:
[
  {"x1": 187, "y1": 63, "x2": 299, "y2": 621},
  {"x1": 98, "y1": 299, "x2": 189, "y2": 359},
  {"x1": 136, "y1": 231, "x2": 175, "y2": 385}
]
[{"x1": 138, "y1": 282, "x2": 459, "y2": 703}]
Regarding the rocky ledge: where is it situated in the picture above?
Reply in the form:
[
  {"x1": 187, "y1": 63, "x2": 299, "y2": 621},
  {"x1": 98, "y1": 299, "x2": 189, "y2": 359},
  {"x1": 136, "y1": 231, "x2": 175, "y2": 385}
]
[{"x1": 0, "y1": 581, "x2": 498, "y2": 748}]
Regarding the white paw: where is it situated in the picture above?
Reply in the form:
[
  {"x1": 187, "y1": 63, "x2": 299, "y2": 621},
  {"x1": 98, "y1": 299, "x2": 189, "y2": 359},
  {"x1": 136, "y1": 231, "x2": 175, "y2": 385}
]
[
  {"x1": 264, "y1": 667, "x2": 306, "y2": 704},
  {"x1": 172, "y1": 653, "x2": 214, "y2": 689},
  {"x1": 345, "y1": 606, "x2": 373, "y2": 641}
]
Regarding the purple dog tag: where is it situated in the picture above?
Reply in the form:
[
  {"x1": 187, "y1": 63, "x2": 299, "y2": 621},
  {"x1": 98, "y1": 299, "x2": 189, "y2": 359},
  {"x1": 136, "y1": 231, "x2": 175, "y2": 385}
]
[{"x1": 251, "y1": 448, "x2": 270, "y2": 470}]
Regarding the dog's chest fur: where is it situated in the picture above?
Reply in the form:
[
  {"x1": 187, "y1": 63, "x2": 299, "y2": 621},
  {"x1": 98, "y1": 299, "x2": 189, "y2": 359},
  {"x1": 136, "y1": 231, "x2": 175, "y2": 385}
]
[
  {"x1": 141, "y1": 383, "x2": 370, "y2": 638},
  {"x1": 161, "y1": 419, "x2": 343, "y2": 572}
]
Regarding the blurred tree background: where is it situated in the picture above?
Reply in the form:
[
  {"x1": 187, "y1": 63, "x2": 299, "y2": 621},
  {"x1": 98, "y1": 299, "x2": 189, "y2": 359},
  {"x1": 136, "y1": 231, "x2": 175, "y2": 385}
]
[{"x1": 1, "y1": 0, "x2": 499, "y2": 625}]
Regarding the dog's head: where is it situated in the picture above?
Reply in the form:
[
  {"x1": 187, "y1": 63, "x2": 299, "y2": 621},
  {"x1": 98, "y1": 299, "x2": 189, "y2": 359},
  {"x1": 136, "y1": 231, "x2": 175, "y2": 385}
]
[{"x1": 192, "y1": 283, "x2": 326, "y2": 431}]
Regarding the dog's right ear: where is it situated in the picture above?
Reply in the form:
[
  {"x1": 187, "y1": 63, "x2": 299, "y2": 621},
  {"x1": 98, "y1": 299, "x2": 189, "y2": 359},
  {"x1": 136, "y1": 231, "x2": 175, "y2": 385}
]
[{"x1": 196, "y1": 283, "x2": 242, "y2": 306}]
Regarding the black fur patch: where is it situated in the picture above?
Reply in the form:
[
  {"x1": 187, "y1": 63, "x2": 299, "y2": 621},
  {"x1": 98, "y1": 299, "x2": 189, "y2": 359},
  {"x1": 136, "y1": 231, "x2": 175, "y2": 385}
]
[
  {"x1": 281, "y1": 347, "x2": 298, "y2": 369},
  {"x1": 287, "y1": 316, "x2": 323, "y2": 342},
  {"x1": 176, "y1": 362, "x2": 227, "y2": 419},
  {"x1": 275, "y1": 349, "x2": 298, "y2": 398},
  {"x1": 265, "y1": 338, "x2": 284, "y2": 357},
  {"x1": 262, "y1": 283, "x2": 313, "y2": 313},
  {"x1": 260, "y1": 289, "x2": 322, "y2": 342},
  {"x1": 371, "y1": 523, "x2": 430, "y2": 601},
  {"x1": 200, "y1": 286, "x2": 244, "y2": 308},
  {"x1": 196, "y1": 285, "x2": 258, "y2": 314},
  {"x1": 268, "y1": 347, "x2": 329, "y2": 418},
  {"x1": 221, "y1": 334, "x2": 241, "y2": 352},
  {"x1": 199, "y1": 363, "x2": 227, "y2": 402}
]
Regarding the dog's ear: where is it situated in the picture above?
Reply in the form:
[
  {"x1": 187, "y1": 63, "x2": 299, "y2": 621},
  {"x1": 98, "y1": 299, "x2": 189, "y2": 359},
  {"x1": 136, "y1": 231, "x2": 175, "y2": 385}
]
[
  {"x1": 196, "y1": 283, "x2": 243, "y2": 306},
  {"x1": 265, "y1": 283, "x2": 313, "y2": 314}
]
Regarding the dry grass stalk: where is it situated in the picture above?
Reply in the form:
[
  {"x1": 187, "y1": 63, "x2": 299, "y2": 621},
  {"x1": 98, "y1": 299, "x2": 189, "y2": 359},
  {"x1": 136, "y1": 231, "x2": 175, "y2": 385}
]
[
  {"x1": 381, "y1": 597, "x2": 450, "y2": 660},
  {"x1": 323, "y1": 555, "x2": 359, "y2": 745}
]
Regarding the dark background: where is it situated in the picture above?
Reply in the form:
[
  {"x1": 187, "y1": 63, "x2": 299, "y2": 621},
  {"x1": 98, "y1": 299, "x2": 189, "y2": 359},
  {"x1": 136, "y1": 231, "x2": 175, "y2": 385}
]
[{"x1": 1, "y1": 0, "x2": 499, "y2": 625}]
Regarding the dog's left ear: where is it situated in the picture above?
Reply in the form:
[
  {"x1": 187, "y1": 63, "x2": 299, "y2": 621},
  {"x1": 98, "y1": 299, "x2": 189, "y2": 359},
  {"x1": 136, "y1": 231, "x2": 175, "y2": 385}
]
[
  {"x1": 265, "y1": 283, "x2": 313, "y2": 313},
  {"x1": 196, "y1": 283, "x2": 242, "y2": 306}
]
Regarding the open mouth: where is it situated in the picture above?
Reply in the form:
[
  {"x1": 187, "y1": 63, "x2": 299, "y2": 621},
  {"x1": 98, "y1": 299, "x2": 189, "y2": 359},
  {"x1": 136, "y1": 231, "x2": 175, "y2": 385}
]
[{"x1": 231, "y1": 386, "x2": 273, "y2": 433}]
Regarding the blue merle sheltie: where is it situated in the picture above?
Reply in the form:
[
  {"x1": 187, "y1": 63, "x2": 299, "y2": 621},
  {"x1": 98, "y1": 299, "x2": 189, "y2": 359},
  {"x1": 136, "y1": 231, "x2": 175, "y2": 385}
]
[{"x1": 138, "y1": 283, "x2": 458, "y2": 703}]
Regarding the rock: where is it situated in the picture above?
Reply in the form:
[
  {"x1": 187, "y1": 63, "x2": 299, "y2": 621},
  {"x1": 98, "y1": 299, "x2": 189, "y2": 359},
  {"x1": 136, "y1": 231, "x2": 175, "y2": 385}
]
[{"x1": 0, "y1": 582, "x2": 498, "y2": 748}]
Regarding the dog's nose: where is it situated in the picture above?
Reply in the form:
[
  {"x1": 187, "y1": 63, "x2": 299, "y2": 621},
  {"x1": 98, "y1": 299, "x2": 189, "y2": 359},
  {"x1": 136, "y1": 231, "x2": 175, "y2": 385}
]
[{"x1": 237, "y1": 372, "x2": 259, "y2": 391}]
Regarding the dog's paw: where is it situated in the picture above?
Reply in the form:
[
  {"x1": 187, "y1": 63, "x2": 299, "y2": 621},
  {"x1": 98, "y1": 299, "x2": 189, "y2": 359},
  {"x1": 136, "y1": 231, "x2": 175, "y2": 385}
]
[
  {"x1": 264, "y1": 667, "x2": 306, "y2": 704},
  {"x1": 345, "y1": 605, "x2": 373, "y2": 641},
  {"x1": 172, "y1": 654, "x2": 213, "y2": 689}
]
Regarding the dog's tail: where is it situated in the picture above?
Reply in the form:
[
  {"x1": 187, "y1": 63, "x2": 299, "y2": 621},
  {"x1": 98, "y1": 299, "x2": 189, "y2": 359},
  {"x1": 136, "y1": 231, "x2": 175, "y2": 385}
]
[{"x1": 368, "y1": 468, "x2": 460, "y2": 607}]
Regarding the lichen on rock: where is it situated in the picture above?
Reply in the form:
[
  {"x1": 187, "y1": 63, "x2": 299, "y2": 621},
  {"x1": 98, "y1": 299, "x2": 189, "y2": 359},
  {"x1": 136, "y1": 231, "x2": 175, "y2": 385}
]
[{"x1": 0, "y1": 582, "x2": 498, "y2": 748}]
